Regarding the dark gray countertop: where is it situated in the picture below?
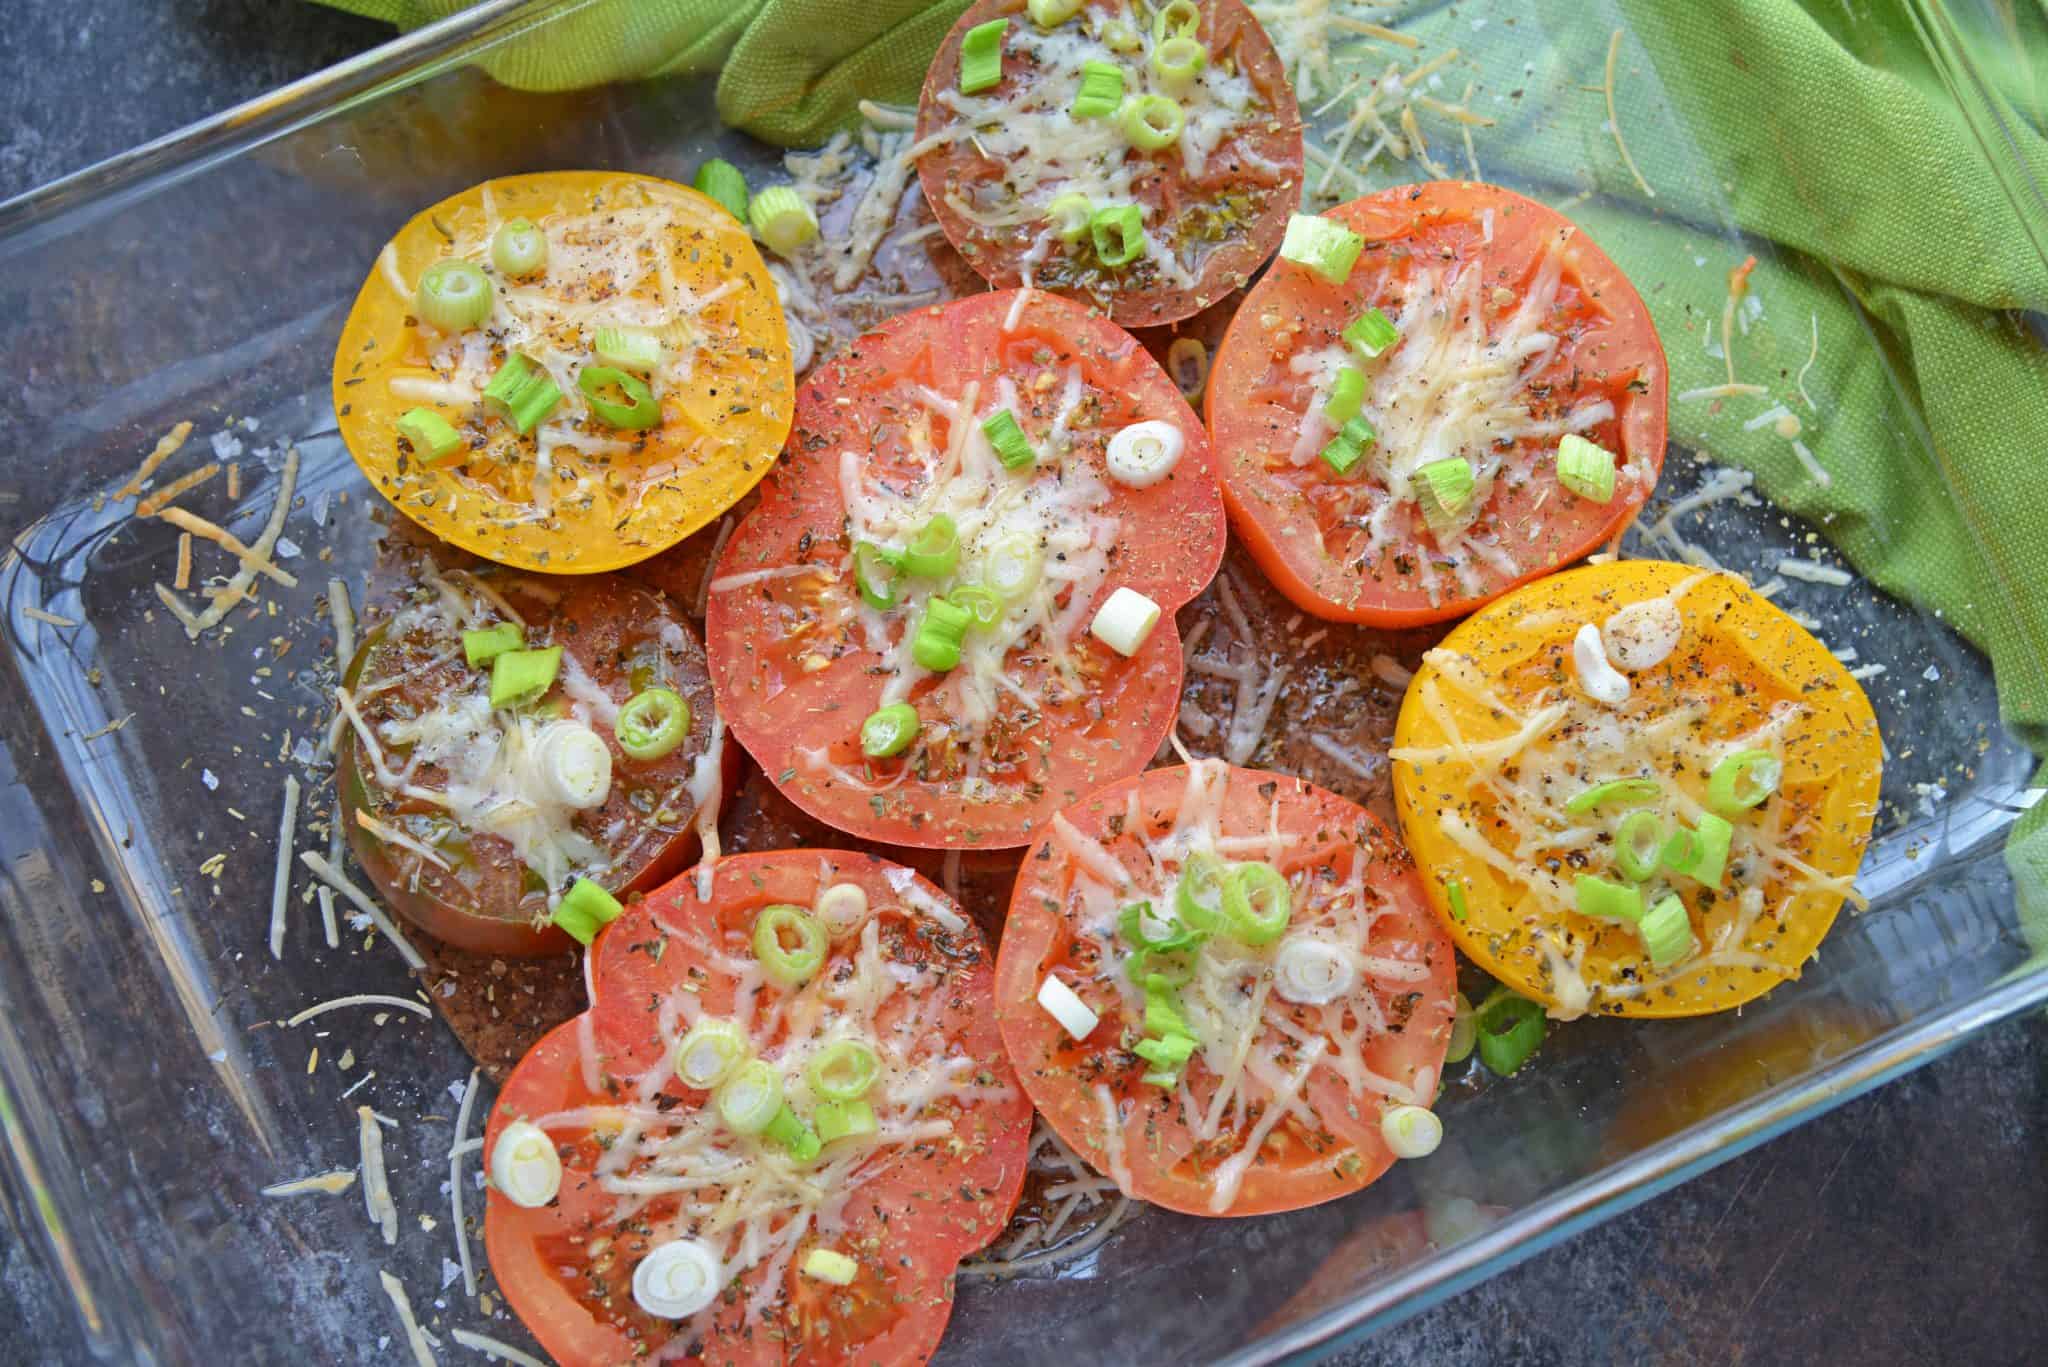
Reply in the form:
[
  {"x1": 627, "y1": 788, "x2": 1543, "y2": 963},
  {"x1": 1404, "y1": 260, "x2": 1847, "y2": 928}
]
[{"x1": 3, "y1": 3, "x2": 2046, "y2": 1364}]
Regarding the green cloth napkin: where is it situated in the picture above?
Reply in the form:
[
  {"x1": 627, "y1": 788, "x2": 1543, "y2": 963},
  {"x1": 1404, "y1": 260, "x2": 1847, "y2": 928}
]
[
  {"x1": 317, "y1": 0, "x2": 2048, "y2": 930},
  {"x1": 314, "y1": 0, "x2": 968, "y2": 144}
]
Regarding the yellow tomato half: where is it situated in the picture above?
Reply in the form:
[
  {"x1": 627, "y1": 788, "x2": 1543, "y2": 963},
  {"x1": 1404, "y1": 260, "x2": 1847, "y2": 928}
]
[
  {"x1": 334, "y1": 172, "x2": 793, "y2": 572},
  {"x1": 1391, "y1": 560, "x2": 1881, "y2": 1018}
]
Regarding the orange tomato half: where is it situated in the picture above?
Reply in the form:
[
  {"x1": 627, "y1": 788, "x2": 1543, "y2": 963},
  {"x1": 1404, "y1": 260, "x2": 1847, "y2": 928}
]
[
  {"x1": 1391, "y1": 560, "x2": 1881, "y2": 1017},
  {"x1": 334, "y1": 172, "x2": 793, "y2": 572}
]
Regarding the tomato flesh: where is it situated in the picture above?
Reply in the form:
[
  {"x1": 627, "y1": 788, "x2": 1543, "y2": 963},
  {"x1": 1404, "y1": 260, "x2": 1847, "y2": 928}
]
[
  {"x1": 484, "y1": 851, "x2": 1031, "y2": 1366},
  {"x1": 707, "y1": 290, "x2": 1226, "y2": 849},
  {"x1": 1391, "y1": 560, "x2": 1883, "y2": 1017},
  {"x1": 998, "y1": 762, "x2": 1456, "y2": 1217},
  {"x1": 334, "y1": 171, "x2": 793, "y2": 573},
  {"x1": 341, "y1": 560, "x2": 721, "y2": 956},
  {"x1": 915, "y1": 0, "x2": 1303, "y2": 328},
  {"x1": 1207, "y1": 181, "x2": 1669, "y2": 625}
]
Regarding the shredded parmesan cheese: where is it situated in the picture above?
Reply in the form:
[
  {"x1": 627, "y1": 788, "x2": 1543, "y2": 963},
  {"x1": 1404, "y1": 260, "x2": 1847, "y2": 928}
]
[{"x1": 359, "y1": 1106, "x2": 398, "y2": 1246}]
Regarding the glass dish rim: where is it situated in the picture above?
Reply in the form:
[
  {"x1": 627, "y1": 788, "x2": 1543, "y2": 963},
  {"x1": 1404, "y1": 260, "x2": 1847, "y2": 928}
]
[{"x1": 0, "y1": 0, "x2": 2041, "y2": 1361}]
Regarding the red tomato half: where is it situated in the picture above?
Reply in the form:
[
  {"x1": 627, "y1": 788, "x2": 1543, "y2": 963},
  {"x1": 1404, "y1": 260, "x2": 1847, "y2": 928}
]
[
  {"x1": 997, "y1": 762, "x2": 1456, "y2": 1216},
  {"x1": 1207, "y1": 181, "x2": 1668, "y2": 626},
  {"x1": 483, "y1": 851, "x2": 1031, "y2": 1367},
  {"x1": 915, "y1": 0, "x2": 1303, "y2": 328},
  {"x1": 706, "y1": 290, "x2": 1226, "y2": 849}
]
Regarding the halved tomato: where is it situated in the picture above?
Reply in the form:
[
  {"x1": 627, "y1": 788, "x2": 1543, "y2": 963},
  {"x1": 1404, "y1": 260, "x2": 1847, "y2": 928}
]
[
  {"x1": 706, "y1": 289, "x2": 1227, "y2": 849},
  {"x1": 998, "y1": 761, "x2": 1457, "y2": 1217},
  {"x1": 334, "y1": 171, "x2": 793, "y2": 572},
  {"x1": 1207, "y1": 181, "x2": 1668, "y2": 625},
  {"x1": 1391, "y1": 560, "x2": 1882, "y2": 1017},
  {"x1": 483, "y1": 851, "x2": 1031, "y2": 1366},
  {"x1": 915, "y1": 0, "x2": 1303, "y2": 328},
  {"x1": 340, "y1": 556, "x2": 724, "y2": 956}
]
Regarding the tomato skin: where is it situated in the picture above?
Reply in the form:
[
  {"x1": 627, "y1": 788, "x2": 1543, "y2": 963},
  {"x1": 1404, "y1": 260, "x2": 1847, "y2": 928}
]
[
  {"x1": 484, "y1": 850, "x2": 1031, "y2": 1367},
  {"x1": 333, "y1": 171, "x2": 793, "y2": 574},
  {"x1": 915, "y1": 0, "x2": 1303, "y2": 328},
  {"x1": 1391, "y1": 560, "x2": 1883, "y2": 1017},
  {"x1": 707, "y1": 289, "x2": 1227, "y2": 849},
  {"x1": 998, "y1": 763, "x2": 1456, "y2": 1217},
  {"x1": 340, "y1": 568, "x2": 729, "y2": 957},
  {"x1": 1206, "y1": 181, "x2": 1669, "y2": 627}
]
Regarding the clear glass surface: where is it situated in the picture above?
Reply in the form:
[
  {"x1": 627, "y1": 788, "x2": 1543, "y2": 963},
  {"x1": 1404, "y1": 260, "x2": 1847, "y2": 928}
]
[{"x1": 0, "y1": 0, "x2": 2040, "y2": 1362}]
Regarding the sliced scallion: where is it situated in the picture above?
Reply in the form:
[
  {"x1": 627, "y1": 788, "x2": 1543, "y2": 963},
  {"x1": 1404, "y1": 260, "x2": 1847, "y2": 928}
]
[
  {"x1": 763, "y1": 1104, "x2": 822, "y2": 1163},
  {"x1": 1574, "y1": 873, "x2": 1644, "y2": 924},
  {"x1": 1445, "y1": 992, "x2": 1477, "y2": 1063},
  {"x1": 1149, "y1": 35, "x2": 1207, "y2": 94},
  {"x1": 615, "y1": 687, "x2": 689, "y2": 761},
  {"x1": 1614, "y1": 810, "x2": 1665, "y2": 882},
  {"x1": 981, "y1": 409, "x2": 1036, "y2": 470},
  {"x1": 752, "y1": 904, "x2": 826, "y2": 988},
  {"x1": 1639, "y1": 893, "x2": 1697, "y2": 968},
  {"x1": 594, "y1": 325, "x2": 663, "y2": 374},
  {"x1": 462, "y1": 621, "x2": 522, "y2": 668},
  {"x1": 481, "y1": 354, "x2": 561, "y2": 435},
  {"x1": 860, "y1": 702, "x2": 920, "y2": 758},
  {"x1": 1117, "y1": 900, "x2": 1204, "y2": 954},
  {"x1": 1707, "y1": 749, "x2": 1781, "y2": 814},
  {"x1": 714, "y1": 1060, "x2": 784, "y2": 1135},
  {"x1": 416, "y1": 259, "x2": 493, "y2": 331},
  {"x1": 1119, "y1": 94, "x2": 1184, "y2": 151},
  {"x1": 1027, "y1": 0, "x2": 1083, "y2": 26},
  {"x1": 1342, "y1": 307, "x2": 1400, "y2": 360},
  {"x1": 1047, "y1": 191, "x2": 1095, "y2": 244},
  {"x1": 912, "y1": 596, "x2": 972, "y2": 672},
  {"x1": 747, "y1": 186, "x2": 820, "y2": 257},
  {"x1": 674, "y1": 1019, "x2": 748, "y2": 1090},
  {"x1": 1152, "y1": 0, "x2": 1200, "y2": 41},
  {"x1": 959, "y1": 17, "x2": 1008, "y2": 94},
  {"x1": 1564, "y1": 777, "x2": 1662, "y2": 814},
  {"x1": 1475, "y1": 987, "x2": 1544, "y2": 1076},
  {"x1": 1414, "y1": 457, "x2": 1476, "y2": 532},
  {"x1": 1069, "y1": 60, "x2": 1125, "y2": 118},
  {"x1": 983, "y1": 533, "x2": 1044, "y2": 601},
  {"x1": 1279, "y1": 213, "x2": 1365, "y2": 285},
  {"x1": 807, "y1": 1041, "x2": 879, "y2": 1102},
  {"x1": 396, "y1": 407, "x2": 463, "y2": 464},
  {"x1": 901, "y1": 514, "x2": 959, "y2": 578},
  {"x1": 489, "y1": 645, "x2": 563, "y2": 709},
  {"x1": 551, "y1": 876, "x2": 623, "y2": 947},
  {"x1": 1320, "y1": 415, "x2": 1377, "y2": 476},
  {"x1": 854, "y1": 541, "x2": 900, "y2": 610},
  {"x1": 1090, "y1": 204, "x2": 1145, "y2": 268},
  {"x1": 491, "y1": 218, "x2": 547, "y2": 278},
  {"x1": 1323, "y1": 367, "x2": 1366, "y2": 426},
  {"x1": 1444, "y1": 877, "x2": 1470, "y2": 923},
  {"x1": 691, "y1": 158, "x2": 750, "y2": 222},
  {"x1": 1174, "y1": 851, "x2": 1229, "y2": 933},
  {"x1": 578, "y1": 366, "x2": 661, "y2": 430},
  {"x1": 949, "y1": 584, "x2": 1003, "y2": 629},
  {"x1": 1663, "y1": 811, "x2": 1734, "y2": 887},
  {"x1": 815, "y1": 1097, "x2": 877, "y2": 1144},
  {"x1": 1557, "y1": 433, "x2": 1618, "y2": 503},
  {"x1": 1220, "y1": 861, "x2": 1292, "y2": 945}
]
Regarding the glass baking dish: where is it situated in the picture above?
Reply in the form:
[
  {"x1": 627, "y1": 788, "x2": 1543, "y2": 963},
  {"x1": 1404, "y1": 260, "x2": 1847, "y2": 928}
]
[{"x1": 0, "y1": 0, "x2": 2041, "y2": 1362}]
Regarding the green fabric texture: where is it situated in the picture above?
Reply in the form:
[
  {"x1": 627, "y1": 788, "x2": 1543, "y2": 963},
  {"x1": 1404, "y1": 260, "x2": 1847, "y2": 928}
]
[
  {"x1": 317, "y1": 0, "x2": 2048, "y2": 920},
  {"x1": 314, "y1": 0, "x2": 967, "y2": 142}
]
